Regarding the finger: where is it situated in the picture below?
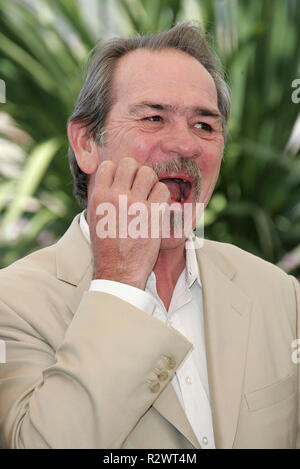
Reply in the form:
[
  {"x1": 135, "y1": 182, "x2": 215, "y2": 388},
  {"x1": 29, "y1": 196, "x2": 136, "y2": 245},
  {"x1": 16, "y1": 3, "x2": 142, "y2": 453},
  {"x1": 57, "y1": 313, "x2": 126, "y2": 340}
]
[
  {"x1": 94, "y1": 160, "x2": 117, "y2": 189},
  {"x1": 87, "y1": 160, "x2": 117, "y2": 238},
  {"x1": 131, "y1": 166, "x2": 159, "y2": 200},
  {"x1": 147, "y1": 182, "x2": 171, "y2": 239},
  {"x1": 148, "y1": 181, "x2": 171, "y2": 204},
  {"x1": 112, "y1": 157, "x2": 140, "y2": 191}
]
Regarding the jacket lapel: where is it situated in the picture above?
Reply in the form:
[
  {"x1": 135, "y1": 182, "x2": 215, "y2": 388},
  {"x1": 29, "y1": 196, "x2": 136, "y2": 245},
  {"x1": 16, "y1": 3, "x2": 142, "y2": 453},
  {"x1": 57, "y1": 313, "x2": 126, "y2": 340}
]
[
  {"x1": 195, "y1": 240, "x2": 252, "y2": 449},
  {"x1": 153, "y1": 383, "x2": 201, "y2": 449}
]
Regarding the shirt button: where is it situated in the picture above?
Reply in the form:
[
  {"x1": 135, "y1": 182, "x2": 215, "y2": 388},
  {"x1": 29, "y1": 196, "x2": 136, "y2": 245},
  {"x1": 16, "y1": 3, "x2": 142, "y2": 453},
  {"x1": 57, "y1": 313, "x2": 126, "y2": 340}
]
[
  {"x1": 202, "y1": 436, "x2": 208, "y2": 446},
  {"x1": 149, "y1": 381, "x2": 160, "y2": 393},
  {"x1": 157, "y1": 370, "x2": 168, "y2": 382},
  {"x1": 185, "y1": 376, "x2": 192, "y2": 385}
]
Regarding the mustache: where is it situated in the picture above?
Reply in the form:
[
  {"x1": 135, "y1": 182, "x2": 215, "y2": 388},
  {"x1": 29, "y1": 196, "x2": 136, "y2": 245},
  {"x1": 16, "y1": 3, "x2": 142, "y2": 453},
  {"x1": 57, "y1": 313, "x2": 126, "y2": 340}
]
[{"x1": 151, "y1": 157, "x2": 202, "y2": 201}]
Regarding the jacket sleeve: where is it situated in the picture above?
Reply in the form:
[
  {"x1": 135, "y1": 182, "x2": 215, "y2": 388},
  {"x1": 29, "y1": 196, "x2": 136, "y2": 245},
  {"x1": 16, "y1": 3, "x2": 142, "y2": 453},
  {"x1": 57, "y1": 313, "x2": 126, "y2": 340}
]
[{"x1": 0, "y1": 291, "x2": 192, "y2": 448}]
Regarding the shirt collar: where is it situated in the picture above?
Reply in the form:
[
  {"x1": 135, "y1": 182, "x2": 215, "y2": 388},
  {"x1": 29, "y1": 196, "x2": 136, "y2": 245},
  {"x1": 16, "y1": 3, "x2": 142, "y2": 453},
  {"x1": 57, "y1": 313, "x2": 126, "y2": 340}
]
[
  {"x1": 79, "y1": 210, "x2": 201, "y2": 288},
  {"x1": 80, "y1": 209, "x2": 91, "y2": 244},
  {"x1": 185, "y1": 235, "x2": 201, "y2": 288}
]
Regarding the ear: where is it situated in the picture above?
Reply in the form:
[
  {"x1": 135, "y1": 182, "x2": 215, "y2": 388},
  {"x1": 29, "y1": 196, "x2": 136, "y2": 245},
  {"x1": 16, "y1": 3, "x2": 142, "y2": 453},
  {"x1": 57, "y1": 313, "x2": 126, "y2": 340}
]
[{"x1": 67, "y1": 121, "x2": 100, "y2": 175}]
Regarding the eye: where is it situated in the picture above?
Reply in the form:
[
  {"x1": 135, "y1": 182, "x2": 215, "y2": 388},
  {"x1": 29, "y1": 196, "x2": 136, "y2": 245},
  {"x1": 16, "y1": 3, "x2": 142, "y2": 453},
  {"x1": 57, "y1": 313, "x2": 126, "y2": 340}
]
[
  {"x1": 142, "y1": 115, "x2": 163, "y2": 122},
  {"x1": 194, "y1": 122, "x2": 212, "y2": 132}
]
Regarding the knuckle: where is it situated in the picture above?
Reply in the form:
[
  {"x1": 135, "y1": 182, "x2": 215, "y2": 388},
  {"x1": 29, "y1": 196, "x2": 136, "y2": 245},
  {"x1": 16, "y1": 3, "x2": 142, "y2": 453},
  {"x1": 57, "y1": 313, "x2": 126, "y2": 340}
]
[
  {"x1": 158, "y1": 181, "x2": 169, "y2": 195},
  {"x1": 100, "y1": 160, "x2": 116, "y2": 171},
  {"x1": 111, "y1": 187, "x2": 120, "y2": 201},
  {"x1": 139, "y1": 166, "x2": 158, "y2": 181},
  {"x1": 122, "y1": 157, "x2": 139, "y2": 168}
]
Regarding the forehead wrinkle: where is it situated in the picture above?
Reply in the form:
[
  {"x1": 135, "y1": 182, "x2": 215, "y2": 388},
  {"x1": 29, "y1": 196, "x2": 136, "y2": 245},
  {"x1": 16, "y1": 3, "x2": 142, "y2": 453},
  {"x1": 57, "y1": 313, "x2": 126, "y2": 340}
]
[
  {"x1": 128, "y1": 101, "x2": 222, "y2": 121},
  {"x1": 128, "y1": 101, "x2": 178, "y2": 115}
]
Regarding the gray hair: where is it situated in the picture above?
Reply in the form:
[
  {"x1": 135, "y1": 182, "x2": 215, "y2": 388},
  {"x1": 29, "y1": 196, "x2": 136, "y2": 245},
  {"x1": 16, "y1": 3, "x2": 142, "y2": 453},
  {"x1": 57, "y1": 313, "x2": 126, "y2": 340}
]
[{"x1": 67, "y1": 21, "x2": 231, "y2": 208}]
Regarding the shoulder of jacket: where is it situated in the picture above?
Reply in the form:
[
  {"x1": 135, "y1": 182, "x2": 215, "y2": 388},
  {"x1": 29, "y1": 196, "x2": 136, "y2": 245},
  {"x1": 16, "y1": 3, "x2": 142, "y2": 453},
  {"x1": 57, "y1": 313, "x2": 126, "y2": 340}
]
[
  {"x1": 198, "y1": 237, "x2": 290, "y2": 282},
  {"x1": 0, "y1": 242, "x2": 58, "y2": 288}
]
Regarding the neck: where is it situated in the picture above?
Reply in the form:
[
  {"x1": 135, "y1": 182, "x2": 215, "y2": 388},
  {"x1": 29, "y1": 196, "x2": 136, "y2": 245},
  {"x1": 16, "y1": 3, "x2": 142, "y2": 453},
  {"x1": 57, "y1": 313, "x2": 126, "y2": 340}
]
[{"x1": 153, "y1": 241, "x2": 186, "y2": 311}]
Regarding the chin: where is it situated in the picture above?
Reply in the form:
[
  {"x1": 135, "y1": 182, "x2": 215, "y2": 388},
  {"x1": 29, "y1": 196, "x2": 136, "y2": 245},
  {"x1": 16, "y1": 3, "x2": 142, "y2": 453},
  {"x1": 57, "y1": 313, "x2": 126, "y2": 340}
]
[
  {"x1": 158, "y1": 210, "x2": 197, "y2": 250},
  {"x1": 159, "y1": 235, "x2": 187, "y2": 250}
]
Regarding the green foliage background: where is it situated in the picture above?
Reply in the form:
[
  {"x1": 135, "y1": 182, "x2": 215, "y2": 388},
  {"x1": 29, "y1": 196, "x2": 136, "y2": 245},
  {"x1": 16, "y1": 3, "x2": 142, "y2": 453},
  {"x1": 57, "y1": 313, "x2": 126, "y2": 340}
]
[{"x1": 0, "y1": 0, "x2": 299, "y2": 275}]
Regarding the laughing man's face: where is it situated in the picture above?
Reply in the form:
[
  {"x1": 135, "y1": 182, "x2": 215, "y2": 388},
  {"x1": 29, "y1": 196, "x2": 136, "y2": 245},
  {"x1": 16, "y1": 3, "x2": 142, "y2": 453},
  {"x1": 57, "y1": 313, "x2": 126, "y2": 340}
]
[{"x1": 94, "y1": 47, "x2": 224, "y2": 248}]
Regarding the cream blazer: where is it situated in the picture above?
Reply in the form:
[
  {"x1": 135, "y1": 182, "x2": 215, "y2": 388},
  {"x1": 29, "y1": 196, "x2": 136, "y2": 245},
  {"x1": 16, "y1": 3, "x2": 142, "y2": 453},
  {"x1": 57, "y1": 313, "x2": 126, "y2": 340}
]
[{"x1": 0, "y1": 214, "x2": 299, "y2": 449}]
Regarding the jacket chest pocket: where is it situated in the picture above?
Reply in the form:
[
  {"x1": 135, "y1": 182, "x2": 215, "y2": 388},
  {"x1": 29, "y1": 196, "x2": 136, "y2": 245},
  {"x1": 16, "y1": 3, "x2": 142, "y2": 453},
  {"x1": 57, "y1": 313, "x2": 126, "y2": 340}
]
[
  {"x1": 245, "y1": 373, "x2": 297, "y2": 411},
  {"x1": 234, "y1": 374, "x2": 298, "y2": 449}
]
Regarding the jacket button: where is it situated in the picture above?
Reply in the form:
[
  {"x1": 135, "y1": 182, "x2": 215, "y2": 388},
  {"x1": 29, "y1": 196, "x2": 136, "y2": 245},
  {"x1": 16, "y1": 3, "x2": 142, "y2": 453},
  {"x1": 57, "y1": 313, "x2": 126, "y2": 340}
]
[
  {"x1": 166, "y1": 357, "x2": 176, "y2": 370},
  {"x1": 157, "y1": 370, "x2": 168, "y2": 381},
  {"x1": 149, "y1": 381, "x2": 160, "y2": 393}
]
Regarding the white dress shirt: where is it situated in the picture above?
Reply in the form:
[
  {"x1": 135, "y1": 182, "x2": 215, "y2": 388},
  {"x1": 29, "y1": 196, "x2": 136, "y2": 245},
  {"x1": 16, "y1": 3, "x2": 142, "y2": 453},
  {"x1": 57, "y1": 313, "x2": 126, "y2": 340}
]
[{"x1": 80, "y1": 211, "x2": 215, "y2": 449}]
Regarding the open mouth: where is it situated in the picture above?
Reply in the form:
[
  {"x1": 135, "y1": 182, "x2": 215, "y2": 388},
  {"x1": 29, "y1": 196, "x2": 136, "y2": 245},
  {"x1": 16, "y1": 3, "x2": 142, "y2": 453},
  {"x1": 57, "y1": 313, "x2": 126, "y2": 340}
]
[{"x1": 159, "y1": 176, "x2": 193, "y2": 203}]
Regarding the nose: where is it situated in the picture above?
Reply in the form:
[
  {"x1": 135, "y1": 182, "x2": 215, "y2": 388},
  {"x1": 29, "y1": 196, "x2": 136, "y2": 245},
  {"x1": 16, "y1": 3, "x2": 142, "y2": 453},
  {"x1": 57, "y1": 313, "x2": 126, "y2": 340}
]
[{"x1": 160, "y1": 120, "x2": 200, "y2": 158}]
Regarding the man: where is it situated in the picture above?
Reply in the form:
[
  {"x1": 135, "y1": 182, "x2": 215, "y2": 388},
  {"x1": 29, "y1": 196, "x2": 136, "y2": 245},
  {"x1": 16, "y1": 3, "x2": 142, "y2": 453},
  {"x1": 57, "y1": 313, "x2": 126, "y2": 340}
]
[{"x1": 0, "y1": 22, "x2": 299, "y2": 449}]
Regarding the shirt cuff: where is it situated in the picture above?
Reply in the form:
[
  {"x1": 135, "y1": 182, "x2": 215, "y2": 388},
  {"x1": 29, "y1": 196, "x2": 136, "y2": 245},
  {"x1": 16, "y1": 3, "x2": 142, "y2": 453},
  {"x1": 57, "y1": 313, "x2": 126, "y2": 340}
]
[{"x1": 89, "y1": 279, "x2": 156, "y2": 316}]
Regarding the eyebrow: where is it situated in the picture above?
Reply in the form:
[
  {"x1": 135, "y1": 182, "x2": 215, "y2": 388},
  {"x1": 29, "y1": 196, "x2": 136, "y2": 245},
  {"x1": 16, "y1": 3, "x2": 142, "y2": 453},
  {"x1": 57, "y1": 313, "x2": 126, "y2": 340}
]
[{"x1": 128, "y1": 101, "x2": 222, "y2": 120}]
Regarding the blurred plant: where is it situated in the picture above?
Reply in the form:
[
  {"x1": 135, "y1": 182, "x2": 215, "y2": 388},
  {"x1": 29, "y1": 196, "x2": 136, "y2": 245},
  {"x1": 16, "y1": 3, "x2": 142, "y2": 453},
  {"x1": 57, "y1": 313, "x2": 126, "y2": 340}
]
[
  {"x1": 0, "y1": 0, "x2": 299, "y2": 276},
  {"x1": 0, "y1": 0, "x2": 95, "y2": 266}
]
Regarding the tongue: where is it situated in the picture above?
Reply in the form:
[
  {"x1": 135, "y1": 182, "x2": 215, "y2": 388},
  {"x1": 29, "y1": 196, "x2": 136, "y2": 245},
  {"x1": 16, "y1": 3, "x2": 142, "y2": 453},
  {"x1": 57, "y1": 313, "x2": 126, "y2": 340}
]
[{"x1": 161, "y1": 180, "x2": 181, "y2": 201}]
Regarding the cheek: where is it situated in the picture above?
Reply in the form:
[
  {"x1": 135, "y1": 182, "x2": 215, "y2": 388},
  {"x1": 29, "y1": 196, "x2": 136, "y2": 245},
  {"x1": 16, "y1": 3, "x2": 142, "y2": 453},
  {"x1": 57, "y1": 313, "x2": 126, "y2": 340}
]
[
  {"x1": 132, "y1": 137, "x2": 151, "y2": 157},
  {"x1": 107, "y1": 126, "x2": 157, "y2": 165},
  {"x1": 123, "y1": 133, "x2": 158, "y2": 164},
  {"x1": 199, "y1": 150, "x2": 222, "y2": 181},
  {"x1": 197, "y1": 144, "x2": 223, "y2": 206}
]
